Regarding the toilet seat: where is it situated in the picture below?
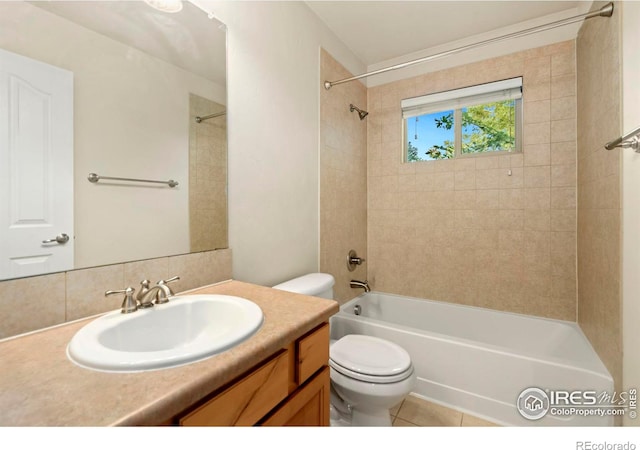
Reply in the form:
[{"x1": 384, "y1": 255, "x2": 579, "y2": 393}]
[
  {"x1": 329, "y1": 335, "x2": 413, "y2": 383},
  {"x1": 329, "y1": 359, "x2": 413, "y2": 383}
]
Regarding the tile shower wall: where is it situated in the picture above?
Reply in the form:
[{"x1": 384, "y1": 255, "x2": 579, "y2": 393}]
[
  {"x1": 320, "y1": 49, "x2": 368, "y2": 303},
  {"x1": 367, "y1": 41, "x2": 577, "y2": 320},
  {"x1": 576, "y1": 2, "x2": 622, "y2": 390},
  {"x1": 0, "y1": 249, "x2": 232, "y2": 339},
  {"x1": 189, "y1": 94, "x2": 229, "y2": 252}
]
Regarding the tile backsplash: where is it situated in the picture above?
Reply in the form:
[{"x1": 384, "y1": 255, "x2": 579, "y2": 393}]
[{"x1": 0, "y1": 248, "x2": 232, "y2": 340}]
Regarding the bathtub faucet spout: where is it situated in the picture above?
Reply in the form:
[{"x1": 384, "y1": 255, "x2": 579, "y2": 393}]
[{"x1": 350, "y1": 279, "x2": 370, "y2": 293}]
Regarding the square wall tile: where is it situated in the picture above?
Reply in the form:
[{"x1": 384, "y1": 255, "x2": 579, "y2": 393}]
[
  {"x1": 551, "y1": 51, "x2": 576, "y2": 77},
  {"x1": 551, "y1": 96, "x2": 576, "y2": 121},
  {"x1": 551, "y1": 119, "x2": 577, "y2": 143},
  {"x1": 524, "y1": 122, "x2": 551, "y2": 145},
  {"x1": 551, "y1": 141, "x2": 576, "y2": 166},
  {"x1": 0, "y1": 273, "x2": 66, "y2": 339},
  {"x1": 551, "y1": 74, "x2": 576, "y2": 98},
  {"x1": 524, "y1": 100, "x2": 550, "y2": 124},
  {"x1": 525, "y1": 82, "x2": 551, "y2": 102},
  {"x1": 551, "y1": 209, "x2": 577, "y2": 232},
  {"x1": 551, "y1": 187, "x2": 576, "y2": 209},
  {"x1": 168, "y1": 249, "x2": 232, "y2": 293},
  {"x1": 551, "y1": 164, "x2": 576, "y2": 187},
  {"x1": 524, "y1": 188, "x2": 551, "y2": 209},
  {"x1": 524, "y1": 166, "x2": 551, "y2": 188},
  {"x1": 525, "y1": 209, "x2": 551, "y2": 231},
  {"x1": 524, "y1": 144, "x2": 551, "y2": 167},
  {"x1": 454, "y1": 171, "x2": 476, "y2": 190},
  {"x1": 66, "y1": 264, "x2": 124, "y2": 321},
  {"x1": 124, "y1": 257, "x2": 169, "y2": 292}
]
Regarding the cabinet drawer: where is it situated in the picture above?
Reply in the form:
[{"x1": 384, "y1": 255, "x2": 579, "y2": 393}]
[
  {"x1": 296, "y1": 323, "x2": 329, "y2": 385},
  {"x1": 261, "y1": 367, "x2": 330, "y2": 426},
  {"x1": 180, "y1": 350, "x2": 289, "y2": 426}
]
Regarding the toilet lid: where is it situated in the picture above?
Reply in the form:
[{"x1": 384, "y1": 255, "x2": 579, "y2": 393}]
[{"x1": 329, "y1": 335, "x2": 412, "y2": 377}]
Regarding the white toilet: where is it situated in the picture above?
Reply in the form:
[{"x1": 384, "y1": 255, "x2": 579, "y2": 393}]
[{"x1": 273, "y1": 273, "x2": 416, "y2": 426}]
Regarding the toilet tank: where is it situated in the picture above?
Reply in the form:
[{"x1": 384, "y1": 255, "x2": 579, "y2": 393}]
[{"x1": 272, "y1": 273, "x2": 335, "y2": 299}]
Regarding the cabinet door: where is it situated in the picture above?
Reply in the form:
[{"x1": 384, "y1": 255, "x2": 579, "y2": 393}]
[
  {"x1": 261, "y1": 367, "x2": 330, "y2": 426},
  {"x1": 180, "y1": 350, "x2": 289, "y2": 426}
]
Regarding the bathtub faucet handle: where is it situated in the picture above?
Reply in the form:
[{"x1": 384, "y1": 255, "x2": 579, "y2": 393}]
[
  {"x1": 347, "y1": 250, "x2": 366, "y2": 272},
  {"x1": 350, "y1": 256, "x2": 365, "y2": 265}
]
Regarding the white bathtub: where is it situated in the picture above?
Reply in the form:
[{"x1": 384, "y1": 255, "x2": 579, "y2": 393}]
[{"x1": 329, "y1": 292, "x2": 613, "y2": 426}]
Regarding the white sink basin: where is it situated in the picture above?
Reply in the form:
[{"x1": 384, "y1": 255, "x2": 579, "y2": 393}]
[{"x1": 67, "y1": 295, "x2": 263, "y2": 372}]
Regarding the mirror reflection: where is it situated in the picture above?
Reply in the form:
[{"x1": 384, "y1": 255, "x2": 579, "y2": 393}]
[{"x1": 0, "y1": 0, "x2": 227, "y2": 281}]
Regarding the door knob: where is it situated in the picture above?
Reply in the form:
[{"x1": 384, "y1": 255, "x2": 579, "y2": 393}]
[{"x1": 42, "y1": 233, "x2": 70, "y2": 244}]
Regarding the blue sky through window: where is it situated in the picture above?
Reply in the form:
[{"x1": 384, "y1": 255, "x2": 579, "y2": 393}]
[{"x1": 406, "y1": 111, "x2": 454, "y2": 161}]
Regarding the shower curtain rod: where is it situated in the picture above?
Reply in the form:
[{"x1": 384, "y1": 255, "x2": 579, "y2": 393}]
[{"x1": 324, "y1": 2, "x2": 614, "y2": 90}]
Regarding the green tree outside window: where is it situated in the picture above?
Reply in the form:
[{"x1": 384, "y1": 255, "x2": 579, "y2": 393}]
[{"x1": 412, "y1": 100, "x2": 517, "y2": 160}]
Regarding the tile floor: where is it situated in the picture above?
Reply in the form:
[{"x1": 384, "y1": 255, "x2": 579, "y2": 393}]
[{"x1": 391, "y1": 394, "x2": 499, "y2": 427}]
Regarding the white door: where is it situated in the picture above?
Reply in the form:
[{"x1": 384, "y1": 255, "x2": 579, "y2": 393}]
[{"x1": 0, "y1": 48, "x2": 74, "y2": 280}]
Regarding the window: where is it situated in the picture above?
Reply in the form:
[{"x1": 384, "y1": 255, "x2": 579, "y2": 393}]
[{"x1": 402, "y1": 77, "x2": 522, "y2": 162}]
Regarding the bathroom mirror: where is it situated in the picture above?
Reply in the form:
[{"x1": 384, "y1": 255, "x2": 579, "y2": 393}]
[{"x1": 0, "y1": 0, "x2": 227, "y2": 281}]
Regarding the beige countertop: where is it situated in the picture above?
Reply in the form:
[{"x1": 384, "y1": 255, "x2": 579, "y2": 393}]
[{"x1": 0, "y1": 280, "x2": 339, "y2": 426}]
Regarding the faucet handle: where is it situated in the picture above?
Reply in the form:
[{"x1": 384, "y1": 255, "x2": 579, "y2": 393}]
[
  {"x1": 158, "y1": 276, "x2": 180, "y2": 293},
  {"x1": 347, "y1": 250, "x2": 366, "y2": 272},
  {"x1": 155, "y1": 276, "x2": 180, "y2": 304},
  {"x1": 105, "y1": 287, "x2": 138, "y2": 314},
  {"x1": 136, "y1": 279, "x2": 151, "y2": 301},
  {"x1": 160, "y1": 275, "x2": 180, "y2": 283}
]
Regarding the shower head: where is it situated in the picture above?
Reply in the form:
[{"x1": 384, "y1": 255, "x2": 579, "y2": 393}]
[{"x1": 350, "y1": 104, "x2": 368, "y2": 120}]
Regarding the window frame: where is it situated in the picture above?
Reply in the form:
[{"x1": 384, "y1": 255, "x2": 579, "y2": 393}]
[{"x1": 401, "y1": 77, "x2": 523, "y2": 163}]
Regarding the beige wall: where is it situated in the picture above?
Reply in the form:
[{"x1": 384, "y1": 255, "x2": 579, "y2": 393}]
[
  {"x1": 189, "y1": 95, "x2": 228, "y2": 252},
  {"x1": 320, "y1": 50, "x2": 367, "y2": 303},
  {"x1": 621, "y1": 1, "x2": 640, "y2": 424},
  {"x1": 199, "y1": 1, "x2": 366, "y2": 287},
  {"x1": 0, "y1": 248, "x2": 232, "y2": 340},
  {"x1": 0, "y1": 2, "x2": 225, "y2": 269},
  {"x1": 367, "y1": 41, "x2": 577, "y2": 320},
  {"x1": 576, "y1": 2, "x2": 622, "y2": 391}
]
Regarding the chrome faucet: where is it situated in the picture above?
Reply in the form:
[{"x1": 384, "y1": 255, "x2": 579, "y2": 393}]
[
  {"x1": 136, "y1": 279, "x2": 153, "y2": 308},
  {"x1": 138, "y1": 284, "x2": 173, "y2": 308},
  {"x1": 137, "y1": 276, "x2": 180, "y2": 308},
  {"x1": 350, "y1": 279, "x2": 370, "y2": 293}
]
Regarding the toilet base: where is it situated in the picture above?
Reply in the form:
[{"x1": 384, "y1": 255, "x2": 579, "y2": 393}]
[
  {"x1": 351, "y1": 408, "x2": 393, "y2": 426},
  {"x1": 329, "y1": 403, "x2": 393, "y2": 427},
  {"x1": 329, "y1": 405, "x2": 351, "y2": 427}
]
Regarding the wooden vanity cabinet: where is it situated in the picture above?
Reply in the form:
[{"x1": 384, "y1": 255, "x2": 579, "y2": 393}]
[
  {"x1": 260, "y1": 366, "x2": 329, "y2": 426},
  {"x1": 177, "y1": 322, "x2": 330, "y2": 427}
]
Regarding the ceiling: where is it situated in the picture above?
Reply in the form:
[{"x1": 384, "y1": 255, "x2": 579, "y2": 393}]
[
  {"x1": 306, "y1": 1, "x2": 586, "y2": 67},
  {"x1": 30, "y1": 0, "x2": 226, "y2": 85},
  {"x1": 30, "y1": 1, "x2": 588, "y2": 86}
]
